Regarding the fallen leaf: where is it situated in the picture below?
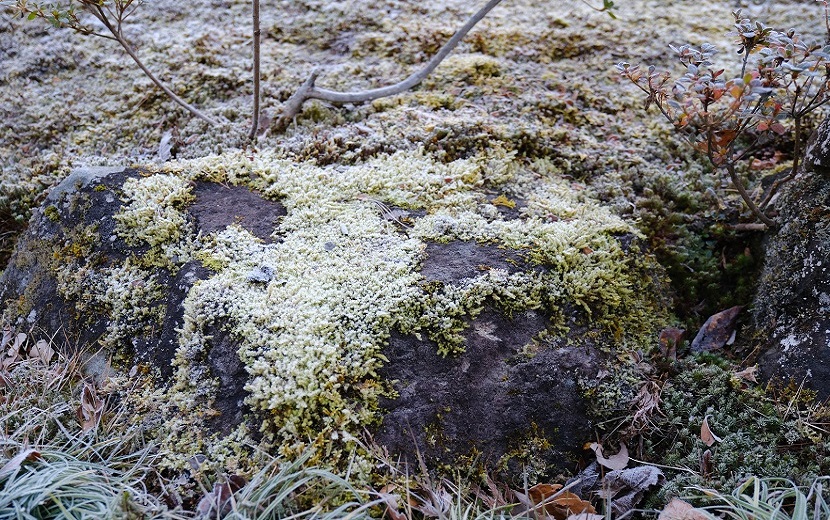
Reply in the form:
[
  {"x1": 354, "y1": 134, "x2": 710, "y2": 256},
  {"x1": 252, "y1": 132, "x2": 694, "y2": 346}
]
[
  {"x1": 690, "y1": 306, "x2": 742, "y2": 353},
  {"x1": 700, "y1": 415, "x2": 722, "y2": 447},
  {"x1": 590, "y1": 442, "x2": 629, "y2": 470},
  {"x1": 196, "y1": 475, "x2": 246, "y2": 518},
  {"x1": 567, "y1": 514, "x2": 604, "y2": 520},
  {"x1": 630, "y1": 381, "x2": 662, "y2": 433},
  {"x1": 659, "y1": 327, "x2": 685, "y2": 360},
  {"x1": 28, "y1": 339, "x2": 54, "y2": 365},
  {"x1": 77, "y1": 382, "x2": 104, "y2": 433},
  {"x1": 527, "y1": 483, "x2": 596, "y2": 520},
  {"x1": 0, "y1": 449, "x2": 41, "y2": 479},
  {"x1": 598, "y1": 465, "x2": 664, "y2": 517},
  {"x1": 158, "y1": 130, "x2": 173, "y2": 162},
  {"x1": 733, "y1": 366, "x2": 758, "y2": 383},
  {"x1": 565, "y1": 462, "x2": 600, "y2": 498},
  {"x1": 700, "y1": 449, "x2": 713, "y2": 477},
  {"x1": 10, "y1": 332, "x2": 26, "y2": 358},
  {"x1": 658, "y1": 498, "x2": 710, "y2": 520},
  {"x1": 378, "y1": 484, "x2": 408, "y2": 520}
]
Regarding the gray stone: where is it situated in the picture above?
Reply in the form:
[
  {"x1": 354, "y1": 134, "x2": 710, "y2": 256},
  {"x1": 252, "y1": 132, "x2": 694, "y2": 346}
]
[{"x1": 754, "y1": 123, "x2": 830, "y2": 398}]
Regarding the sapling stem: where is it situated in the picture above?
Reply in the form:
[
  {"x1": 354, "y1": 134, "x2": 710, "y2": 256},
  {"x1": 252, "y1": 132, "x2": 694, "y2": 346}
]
[
  {"x1": 248, "y1": 0, "x2": 261, "y2": 141},
  {"x1": 272, "y1": 0, "x2": 505, "y2": 132}
]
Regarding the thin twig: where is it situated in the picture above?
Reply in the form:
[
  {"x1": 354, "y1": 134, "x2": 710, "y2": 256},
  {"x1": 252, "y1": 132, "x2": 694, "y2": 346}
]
[
  {"x1": 248, "y1": 0, "x2": 261, "y2": 141},
  {"x1": 272, "y1": 0, "x2": 505, "y2": 132}
]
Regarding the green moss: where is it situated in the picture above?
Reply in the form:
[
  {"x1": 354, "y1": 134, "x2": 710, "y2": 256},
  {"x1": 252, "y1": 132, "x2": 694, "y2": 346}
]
[
  {"x1": 641, "y1": 357, "x2": 830, "y2": 503},
  {"x1": 44, "y1": 205, "x2": 60, "y2": 223}
]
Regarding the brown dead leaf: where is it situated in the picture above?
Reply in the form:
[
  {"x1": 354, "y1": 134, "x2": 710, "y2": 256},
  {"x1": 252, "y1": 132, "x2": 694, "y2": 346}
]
[
  {"x1": 700, "y1": 415, "x2": 722, "y2": 447},
  {"x1": 196, "y1": 475, "x2": 246, "y2": 518},
  {"x1": 630, "y1": 381, "x2": 662, "y2": 433},
  {"x1": 378, "y1": 484, "x2": 407, "y2": 520},
  {"x1": 29, "y1": 339, "x2": 54, "y2": 365},
  {"x1": 0, "y1": 449, "x2": 41, "y2": 479},
  {"x1": 590, "y1": 442, "x2": 629, "y2": 470},
  {"x1": 734, "y1": 366, "x2": 758, "y2": 383},
  {"x1": 658, "y1": 498, "x2": 710, "y2": 520},
  {"x1": 658, "y1": 328, "x2": 685, "y2": 360},
  {"x1": 77, "y1": 382, "x2": 104, "y2": 433},
  {"x1": 527, "y1": 484, "x2": 596, "y2": 520},
  {"x1": 700, "y1": 449, "x2": 713, "y2": 477},
  {"x1": 691, "y1": 306, "x2": 742, "y2": 353}
]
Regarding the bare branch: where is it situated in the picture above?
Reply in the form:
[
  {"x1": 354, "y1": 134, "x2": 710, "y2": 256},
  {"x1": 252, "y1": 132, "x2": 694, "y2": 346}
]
[
  {"x1": 272, "y1": 0, "x2": 505, "y2": 133},
  {"x1": 248, "y1": 0, "x2": 261, "y2": 140}
]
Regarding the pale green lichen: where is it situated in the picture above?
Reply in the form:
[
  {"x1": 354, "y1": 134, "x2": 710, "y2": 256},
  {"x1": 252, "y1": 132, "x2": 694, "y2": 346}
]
[{"x1": 113, "y1": 174, "x2": 194, "y2": 248}]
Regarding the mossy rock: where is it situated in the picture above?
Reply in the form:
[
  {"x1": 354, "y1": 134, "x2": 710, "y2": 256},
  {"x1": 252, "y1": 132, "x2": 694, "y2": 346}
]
[
  {"x1": 754, "y1": 120, "x2": 830, "y2": 399},
  {"x1": 0, "y1": 151, "x2": 670, "y2": 478}
]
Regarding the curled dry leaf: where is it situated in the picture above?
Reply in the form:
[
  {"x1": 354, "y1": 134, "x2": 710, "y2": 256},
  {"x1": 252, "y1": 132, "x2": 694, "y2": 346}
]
[
  {"x1": 29, "y1": 339, "x2": 54, "y2": 365},
  {"x1": 659, "y1": 327, "x2": 685, "y2": 360},
  {"x1": 10, "y1": 332, "x2": 26, "y2": 359},
  {"x1": 378, "y1": 484, "x2": 407, "y2": 520},
  {"x1": 733, "y1": 366, "x2": 758, "y2": 383},
  {"x1": 599, "y1": 465, "x2": 664, "y2": 517},
  {"x1": 77, "y1": 382, "x2": 104, "y2": 433},
  {"x1": 525, "y1": 483, "x2": 596, "y2": 520},
  {"x1": 590, "y1": 442, "x2": 629, "y2": 470},
  {"x1": 196, "y1": 475, "x2": 246, "y2": 518},
  {"x1": 0, "y1": 449, "x2": 42, "y2": 479},
  {"x1": 700, "y1": 449, "x2": 713, "y2": 477},
  {"x1": 658, "y1": 498, "x2": 711, "y2": 520},
  {"x1": 700, "y1": 415, "x2": 722, "y2": 447}
]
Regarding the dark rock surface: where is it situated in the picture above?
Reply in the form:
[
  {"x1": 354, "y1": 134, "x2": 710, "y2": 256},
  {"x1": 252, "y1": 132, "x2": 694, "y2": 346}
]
[
  {"x1": 754, "y1": 125, "x2": 830, "y2": 398},
  {"x1": 377, "y1": 306, "x2": 600, "y2": 476}
]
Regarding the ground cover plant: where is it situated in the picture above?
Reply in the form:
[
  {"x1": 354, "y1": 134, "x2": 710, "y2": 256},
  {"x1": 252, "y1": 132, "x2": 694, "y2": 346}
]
[{"x1": 2, "y1": 0, "x2": 830, "y2": 517}]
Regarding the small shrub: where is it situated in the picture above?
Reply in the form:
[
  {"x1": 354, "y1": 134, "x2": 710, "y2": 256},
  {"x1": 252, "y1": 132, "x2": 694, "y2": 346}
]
[{"x1": 618, "y1": 7, "x2": 830, "y2": 228}]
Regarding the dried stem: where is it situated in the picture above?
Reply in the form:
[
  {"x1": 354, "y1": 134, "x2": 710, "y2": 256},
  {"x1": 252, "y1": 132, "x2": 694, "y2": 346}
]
[
  {"x1": 248, "y1": 0, "x2": 261, "y2": 140},
  {"x1": 272, "y1": 0, "x2": 505, "y2": 132}
]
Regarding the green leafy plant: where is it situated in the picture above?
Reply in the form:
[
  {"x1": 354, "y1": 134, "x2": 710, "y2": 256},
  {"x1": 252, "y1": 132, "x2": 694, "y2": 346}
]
[
  {"x1": 618, "y1": 8, "x2": 830, "y2": 228},
  {"x1": 691, "y1": 476, "x2": 830, "y2": 520}
]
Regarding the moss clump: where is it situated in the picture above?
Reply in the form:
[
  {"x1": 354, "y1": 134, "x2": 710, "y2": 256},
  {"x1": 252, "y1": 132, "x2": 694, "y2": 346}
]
[
  {"x1": 642, "y1": 356, "x2": 830, "y2": 502},
  {"x1": 114, "y1": 174, "x2": 194, "y2": 248},
  {"x1": 43, "y1": 205, "x2": 60, "y2": 223}
]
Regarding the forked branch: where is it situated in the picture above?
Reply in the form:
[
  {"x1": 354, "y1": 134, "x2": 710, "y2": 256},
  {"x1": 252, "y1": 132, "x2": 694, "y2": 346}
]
[
  {"x1": 271, "y1": 0, "x2": 506, "y2": 133},
  {"x1": 12, "y1": 0, "x2": 218, "y2": 126}
]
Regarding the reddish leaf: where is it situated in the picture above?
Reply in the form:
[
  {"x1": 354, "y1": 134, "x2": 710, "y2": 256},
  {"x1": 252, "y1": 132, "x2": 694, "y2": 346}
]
[{"x1": 658, "y1": 328, "x2": 685, "y2": 360}]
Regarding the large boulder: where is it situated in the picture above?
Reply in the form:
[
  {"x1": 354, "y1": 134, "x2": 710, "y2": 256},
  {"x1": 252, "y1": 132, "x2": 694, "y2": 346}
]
[
  {"x1": 754, "y1": 118, "x2": 830, "y2": 398},
  {"x1": 0, "y1": 151, "x2": 669, "y2": 476}
]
